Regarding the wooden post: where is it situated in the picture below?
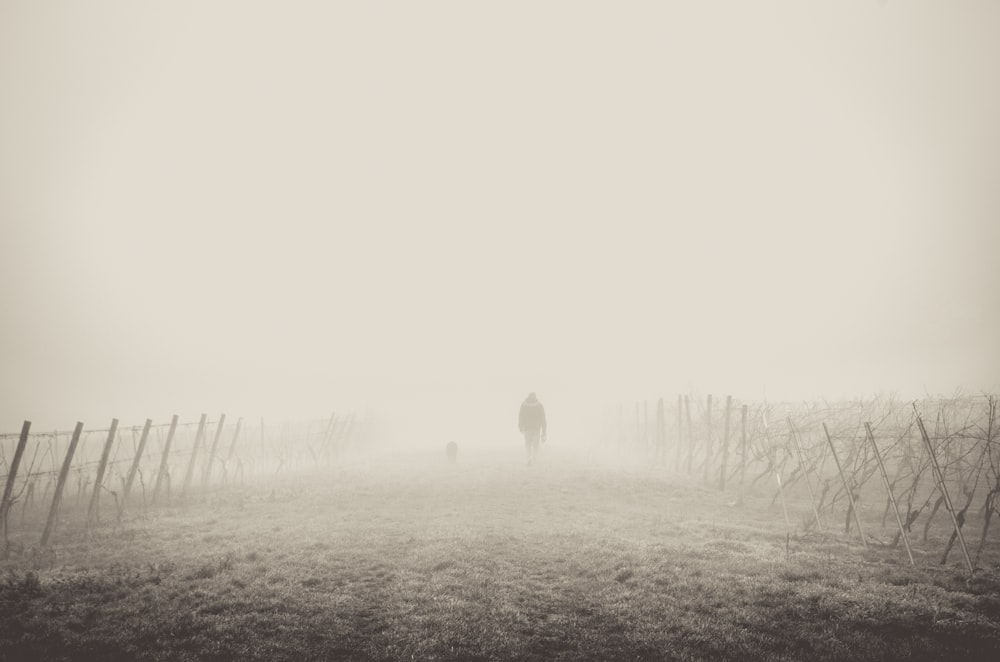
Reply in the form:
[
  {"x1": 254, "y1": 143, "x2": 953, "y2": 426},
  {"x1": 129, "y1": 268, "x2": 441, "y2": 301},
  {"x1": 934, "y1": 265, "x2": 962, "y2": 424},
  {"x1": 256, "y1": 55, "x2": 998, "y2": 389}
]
[
  {"x1": 201, "y1": 413, "x2": 227, "y2": 488},
  {"x1": 0, "y1": 421, "x2": 31, "y2": 540},
  {"x1": 822, "y1": 422, "x2": 867, "y2": 548},
  {"x1": 788, "y1": 418, "x2": 823, "y2": 532},
  {"x1": 739, "y1": 404, "x2": 748, "y2": 502},
  {"x1": 50, "y1": 430, "x2": 61, "y2": 476},
  {"x1": 152, "y1": 415, "x2": 178, "y2": 504},
  {"x1": 41, "y1": 422, "x2": 83, "y2": 546},
  {"x1": 275, "y1": 422, "x2": 287, "y2": 474},
  {"x1": 87, "y1": 419, "x2": 119, "y2": 524},
  {"x1": 704, "y1": 394, "x2": 713, "y2": 482},
  {"x1": 39, "y1": 432, "x2": 59, "y2": 505},
  {"x1": 119, "y1": 419, "x2": 152, "y2": 515},
  {"x1": 320, "y1": 412, "x2": 336, "y2": 462},
  {"x1": 656, "y1": 397, "x2": 666, "y2": 463},
  {"x1": 915, "y1": 411, "x2": 974, "y2": 574},
  {"x1": 775, "y1": 471, "x2": 791, "y2": 529},
  {"x1": 634, "y1": 401, "x2": 641, "y2": 451},
  {"x1": 612, "y1": 402, "x2": 625, "y2": 453},
  {"x1": 675, "y1": 395, "x2": 683, "y2": 471},
  {"x1": 865, "y1": 422, "x2": 914, "y2": 566},
  {"x1": 225, "y1": 417, "x2": 244, "y2": 462},
  {"x1": 643, "y1": 400, "x2": 649, "y2": 453},
  {"x1": 181, "y1": 414, "x2": 208, "y2": 495},
  {"x1": 763, "y1": 414, "x2": 790, "y2": 529},
  {"x1": 684, "y1": 396, "x2": 693, "y2": 473},
  {"x1": 720, "y1": 396, "x2": 731, "y2": 490}
]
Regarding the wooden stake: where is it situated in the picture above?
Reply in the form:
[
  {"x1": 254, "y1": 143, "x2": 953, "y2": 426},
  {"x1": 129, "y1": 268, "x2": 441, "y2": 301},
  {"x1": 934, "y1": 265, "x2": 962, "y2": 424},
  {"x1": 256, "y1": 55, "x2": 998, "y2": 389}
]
[
  {"x1": 120, "y1": 419, "x2": 152, "y2": 516},
  {"x1": 823, "y1": 422, "x2": 867, "y2": 548},
  {"x1": 202, "y1": 413, "x2": 227, "y2": 488},
  {"x1": 915, "y1": 410, "x2": 974, "y2": 574},
  {"x1": 788, "y1": 418, "x2": 823, "y2": 533},
  {"x1": 181, "y1": 414, "x2": 208, "y2": 496},
  {"x1": 152, "y1": 415, "x2": 178, "y2": 504},
  {"x1": 643, "y1": 400, "x2": 649, "y2": 453},
  {"x1": 87, "y1": 419, "x2": 119, "y2": 524},
  {"x1": 676, "y1": 395, "x2": 683, "y2": 471},
  {"x1": 50, "y1": 430, "x2": 61, "y2": 476},
  {"x1": 739, "y1": 405, "x2": 747, "y2": 502},
  {"x1": 613, "y1": 404, "x2": 621, "y2": 451},
  {"x1": 41, "y1": 422, "x2": 83, "y2": 546},
  {"x1": 704, "y1": 394, "x2": 713, "y2": 482},
  {"x1": 225, "y1": 417, "x2": 244, "y2": 462},
  {"x1": 320, "y1": 412, "x2": 337, "y2": 462},
  {"x1": 0, "y1": 421, "x2": 31, "y2": 540},
  {"x1": 865, "y1": 422, "x2": 914, "y2": 566},
  {"x1": 684, "y1": 396, "x2": 693, "y2": 474},
  {"x1": 634, "y1": 401, "x2": 641, "y2": 450},
  {"x1": 763, "y1": 414, "x2": 790, "y2": 529},
  {"x1": 720, "y1": 396, "x2": 731, "y2": 490},
  {"x1": 656, "y1": 397, "x2": 666, "y2": 463},
  {"x1": 775, "y1": 471, "x2": 791, "y2": 529}
]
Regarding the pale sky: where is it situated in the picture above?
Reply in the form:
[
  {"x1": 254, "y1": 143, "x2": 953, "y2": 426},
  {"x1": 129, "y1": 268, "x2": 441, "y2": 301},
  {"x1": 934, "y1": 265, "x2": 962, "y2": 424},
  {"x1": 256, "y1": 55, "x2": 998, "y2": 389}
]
[{"x1": 1, "y1": 1, "x2": 998, "y2": 436}]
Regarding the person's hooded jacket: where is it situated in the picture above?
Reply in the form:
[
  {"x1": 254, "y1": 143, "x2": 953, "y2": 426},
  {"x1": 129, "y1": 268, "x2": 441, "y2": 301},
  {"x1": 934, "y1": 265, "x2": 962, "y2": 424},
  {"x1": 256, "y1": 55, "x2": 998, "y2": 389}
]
[{"x1": 518, "y1": 393, "x2": 547, "y2": 433}]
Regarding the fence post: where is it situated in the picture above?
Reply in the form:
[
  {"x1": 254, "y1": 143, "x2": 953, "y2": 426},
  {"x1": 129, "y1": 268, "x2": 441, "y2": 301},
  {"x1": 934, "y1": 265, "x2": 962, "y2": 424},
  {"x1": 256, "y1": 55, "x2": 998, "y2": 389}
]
[
  {"x1": 720, "y1": 396, "x2": 731, "y2": 490},
  {"x1": 87, "y1": 419, "x2": 119, "y2": 525},
  {"x1": 788, "y1": 417, "x2": 823, "y2": 532},
  {"x1": 152, "y1": 415, "x2": 179, "y2": 504},
  {"x1": 704, "y1": 395, "x2": 713, "y2": 481},
  {"x1": 656, "y1": 397, "x2": 666, "y2": 463},
  {"x1": 119, "y1": 419, "x2": 152, "y2": 516},
  {"x1": 643, "y1": 400, "x2": 649, "y2": 454},
  {"x1": 202, "y1": 413, "x2": 227, "y2": 489},
  {"x1": 41, "y1": 422, "x2": 83, "y2": 546},
  {"x1": 320, "y1": 412, "x2": 336, "y2": 463},
  {"x1": 684, "y1": 396, "x2": 693, "y2": 474},
  {"x1": 739, "y1": 404, "x2": 748, "y2": 503},
  {"x1": 865, "y1": 422, "x2": 914, "y2": 566},
  {"x1": 763, "y1": 415, "x2": 790, "y2": 529},
  {"x1": 181, "y1": 414, "x2": 208, "y2": 496},
  {"x1": 822, "y1": 422, "x2": 868, "y2": 548},
  {"x1": 675, "y1": 395, "x2": 683, "y2": 471},
  {"x1": 915, "y1": 410, "x2": 974, "y2": 574},
  {"x1": 50, "y1": 430, "x2": 61, "y2": 476},
  {"x1": 0, "y1": 421, "x2": 31, "y2": 541},
  {"x1": 226, "y1": 417, "x2": 244, "y2": 462},
  {"x1": 634, "y1": 402, "x2": 641, "y2": 451}
]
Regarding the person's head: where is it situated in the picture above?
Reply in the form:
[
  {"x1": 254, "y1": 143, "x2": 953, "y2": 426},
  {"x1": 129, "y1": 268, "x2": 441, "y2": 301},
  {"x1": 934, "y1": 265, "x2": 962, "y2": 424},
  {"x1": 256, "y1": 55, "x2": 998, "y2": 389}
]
[{"x1": 526, "y1": 392, "x2": 537, "y2": 403}]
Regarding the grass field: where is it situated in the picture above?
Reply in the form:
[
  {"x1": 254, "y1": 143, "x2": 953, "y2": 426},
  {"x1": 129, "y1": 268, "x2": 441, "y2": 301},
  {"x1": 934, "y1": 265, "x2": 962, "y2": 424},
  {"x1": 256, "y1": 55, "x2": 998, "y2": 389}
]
[{"x1": 2, "y1": 444, "x2": 999, "y2": 661}]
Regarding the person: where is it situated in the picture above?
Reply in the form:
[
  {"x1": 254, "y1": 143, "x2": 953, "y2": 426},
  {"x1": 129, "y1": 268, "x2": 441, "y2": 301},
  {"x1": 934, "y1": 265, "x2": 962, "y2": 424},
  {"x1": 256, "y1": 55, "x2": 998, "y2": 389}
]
[{"x1": 518, "y1": 392, "x2": 547, "y2": 465}]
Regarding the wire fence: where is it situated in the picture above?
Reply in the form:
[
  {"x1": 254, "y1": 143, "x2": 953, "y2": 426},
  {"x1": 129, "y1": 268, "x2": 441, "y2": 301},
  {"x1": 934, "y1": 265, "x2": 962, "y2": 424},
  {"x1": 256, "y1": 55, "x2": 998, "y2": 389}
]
[
  {"x1": 0, "y1": 410, "x2": 367, "y2": 550},
  {"x1": 613, "y1": 392, "x2": 1000, "y2": 573}
]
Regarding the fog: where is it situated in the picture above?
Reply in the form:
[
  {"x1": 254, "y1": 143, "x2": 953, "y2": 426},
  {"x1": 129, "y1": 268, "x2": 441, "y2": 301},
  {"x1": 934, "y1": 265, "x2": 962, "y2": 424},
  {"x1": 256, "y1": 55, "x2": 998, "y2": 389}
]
[{"x1": 2, "y1": 2, "x2": 999, "y2": 436}]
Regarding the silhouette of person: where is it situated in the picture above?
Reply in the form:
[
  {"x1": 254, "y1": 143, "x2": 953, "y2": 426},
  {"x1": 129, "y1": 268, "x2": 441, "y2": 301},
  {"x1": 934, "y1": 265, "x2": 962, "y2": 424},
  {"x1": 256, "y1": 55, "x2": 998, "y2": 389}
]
[{"x1": 518, "y1": 392, "x2": 547, "y2": 465}]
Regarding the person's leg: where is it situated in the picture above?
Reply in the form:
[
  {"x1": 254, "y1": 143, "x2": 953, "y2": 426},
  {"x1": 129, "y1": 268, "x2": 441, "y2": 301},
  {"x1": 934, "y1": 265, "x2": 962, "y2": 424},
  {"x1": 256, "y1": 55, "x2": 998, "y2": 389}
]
[{"x1": 525, "y1": 430, "x2": 539, "y2": 465}]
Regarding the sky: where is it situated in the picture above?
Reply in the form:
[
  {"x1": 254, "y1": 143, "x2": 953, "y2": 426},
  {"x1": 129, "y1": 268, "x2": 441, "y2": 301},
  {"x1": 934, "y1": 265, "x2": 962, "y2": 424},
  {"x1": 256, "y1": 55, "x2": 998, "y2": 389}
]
[{"x1": 1, "y1": 1, "x2": 998, "y2": 437}]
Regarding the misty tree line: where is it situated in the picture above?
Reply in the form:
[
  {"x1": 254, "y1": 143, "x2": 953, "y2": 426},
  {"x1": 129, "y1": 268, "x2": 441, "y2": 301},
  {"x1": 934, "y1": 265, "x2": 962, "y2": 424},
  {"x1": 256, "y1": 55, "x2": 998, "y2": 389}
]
[
  {"x1": 616, "y1": 393, "x2": 1000, "y2": 574},
  {"x1": 0, "y1": 411, "x2": 366, "y2": 555}
]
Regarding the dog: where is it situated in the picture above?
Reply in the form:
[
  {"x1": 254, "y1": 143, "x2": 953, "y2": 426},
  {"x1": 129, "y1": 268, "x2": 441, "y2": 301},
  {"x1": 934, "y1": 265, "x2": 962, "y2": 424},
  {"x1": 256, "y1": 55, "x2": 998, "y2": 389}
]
[{"x1": 445, "y1": 441, "x2": 458, "y2": 464}]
